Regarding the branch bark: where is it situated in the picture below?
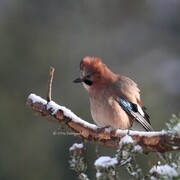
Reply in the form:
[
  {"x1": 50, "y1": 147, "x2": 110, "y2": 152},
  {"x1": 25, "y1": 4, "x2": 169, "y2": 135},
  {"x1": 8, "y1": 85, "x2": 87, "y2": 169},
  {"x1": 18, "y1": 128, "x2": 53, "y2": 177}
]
[{"x1": 27, "y1": 94, "x2": 180, "y2": 153}]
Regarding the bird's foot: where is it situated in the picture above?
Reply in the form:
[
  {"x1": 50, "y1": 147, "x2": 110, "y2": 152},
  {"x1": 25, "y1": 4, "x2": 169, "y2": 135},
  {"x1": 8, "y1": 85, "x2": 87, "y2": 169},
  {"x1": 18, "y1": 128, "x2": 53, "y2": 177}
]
[{"x1": 97, "y1": 125, "x2": 114, "y2": 133}]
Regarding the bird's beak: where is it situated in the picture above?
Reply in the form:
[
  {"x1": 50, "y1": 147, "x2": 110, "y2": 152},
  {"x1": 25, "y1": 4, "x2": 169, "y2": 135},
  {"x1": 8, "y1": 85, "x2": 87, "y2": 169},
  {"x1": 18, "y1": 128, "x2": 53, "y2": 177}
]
[{"x1": 73, "y1": 77, "x2": 84, "y2": 83}]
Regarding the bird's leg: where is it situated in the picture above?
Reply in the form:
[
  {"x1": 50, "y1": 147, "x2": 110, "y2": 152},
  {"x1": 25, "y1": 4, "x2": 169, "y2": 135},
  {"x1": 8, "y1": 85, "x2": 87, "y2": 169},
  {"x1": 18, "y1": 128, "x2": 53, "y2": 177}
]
[{"x1": 127, "y1": 117, "x2": 136, "y2": 134}]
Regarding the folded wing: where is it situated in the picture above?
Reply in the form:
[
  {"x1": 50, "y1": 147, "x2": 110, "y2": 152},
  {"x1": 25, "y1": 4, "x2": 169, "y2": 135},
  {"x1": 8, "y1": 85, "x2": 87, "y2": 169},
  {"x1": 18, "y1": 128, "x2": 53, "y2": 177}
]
[{"x1": 116, "y1": 97, "x2": 153, "y2": 131}]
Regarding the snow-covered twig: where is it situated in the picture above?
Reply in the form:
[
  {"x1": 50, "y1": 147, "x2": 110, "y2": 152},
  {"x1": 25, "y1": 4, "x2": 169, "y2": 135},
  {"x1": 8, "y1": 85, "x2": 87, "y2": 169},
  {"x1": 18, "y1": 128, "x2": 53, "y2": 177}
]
[
  {"x1": 27, "y1": 93, "x2": 180, "y2": 153},
  {"x1": 27, "y1": 66, "x2": 180, "y2": 154}
]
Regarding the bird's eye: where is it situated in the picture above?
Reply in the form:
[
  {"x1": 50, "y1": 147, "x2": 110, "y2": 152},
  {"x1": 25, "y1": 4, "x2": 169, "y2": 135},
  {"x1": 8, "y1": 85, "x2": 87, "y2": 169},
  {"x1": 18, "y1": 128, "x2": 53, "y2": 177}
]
[
  {"x1": 84, "y1": 79, "x2": 93, "y2": 86},
  {"x1": 86, "y1": 74, "x2": 91, "y2": 79}
]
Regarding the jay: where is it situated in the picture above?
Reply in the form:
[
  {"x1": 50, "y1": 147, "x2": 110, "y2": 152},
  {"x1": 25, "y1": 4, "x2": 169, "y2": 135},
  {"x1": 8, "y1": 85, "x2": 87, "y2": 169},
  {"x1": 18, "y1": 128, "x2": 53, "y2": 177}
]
[{"x1": 73, "y1": 56, "x2": 153, "y2": 131}]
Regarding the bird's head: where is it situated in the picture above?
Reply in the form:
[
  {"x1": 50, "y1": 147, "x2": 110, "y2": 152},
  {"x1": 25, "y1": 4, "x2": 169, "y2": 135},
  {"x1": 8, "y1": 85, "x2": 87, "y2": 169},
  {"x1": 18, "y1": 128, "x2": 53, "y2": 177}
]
[{"x1": 73, "y1": 56, "x2": 108, "y2": 89}]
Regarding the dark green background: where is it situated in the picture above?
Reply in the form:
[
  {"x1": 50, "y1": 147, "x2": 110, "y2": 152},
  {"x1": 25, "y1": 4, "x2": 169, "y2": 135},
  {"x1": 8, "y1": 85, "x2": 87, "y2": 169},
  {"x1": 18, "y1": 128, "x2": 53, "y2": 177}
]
[{"x1": 1, "y1": 0, "x2": 180, "y2": 179}]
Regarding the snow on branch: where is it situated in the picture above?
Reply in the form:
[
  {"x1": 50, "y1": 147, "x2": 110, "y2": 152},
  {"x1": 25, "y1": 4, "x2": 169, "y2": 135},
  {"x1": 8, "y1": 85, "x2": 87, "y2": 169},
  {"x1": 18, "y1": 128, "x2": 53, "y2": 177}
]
[
  {"x1": 27, "y1": 94, "x2": 180, "y2": 153},
  {"x1": 26, "y1": 67, "x2": 180, "y2": 154}
]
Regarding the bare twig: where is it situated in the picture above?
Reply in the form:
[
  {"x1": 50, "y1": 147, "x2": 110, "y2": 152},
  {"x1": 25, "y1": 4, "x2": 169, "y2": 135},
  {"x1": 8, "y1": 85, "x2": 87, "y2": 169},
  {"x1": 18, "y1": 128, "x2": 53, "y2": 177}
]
[{"x1": 47, "y1": 67, "x2": 54, "y2": 102}]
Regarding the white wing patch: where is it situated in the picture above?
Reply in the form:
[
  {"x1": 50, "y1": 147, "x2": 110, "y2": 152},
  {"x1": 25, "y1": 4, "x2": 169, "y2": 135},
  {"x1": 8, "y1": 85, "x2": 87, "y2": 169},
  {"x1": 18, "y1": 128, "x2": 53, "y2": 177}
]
[{"x1": 116, "y1": 97, "x2": 153, "y2": 131}]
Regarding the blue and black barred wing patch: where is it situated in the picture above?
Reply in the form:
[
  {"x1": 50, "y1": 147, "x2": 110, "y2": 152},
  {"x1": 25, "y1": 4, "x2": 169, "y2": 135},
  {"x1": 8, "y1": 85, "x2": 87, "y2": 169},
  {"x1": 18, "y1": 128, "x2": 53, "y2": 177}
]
[{"x1": 116, "y1": 97, "x2": 153, "y2": 131}]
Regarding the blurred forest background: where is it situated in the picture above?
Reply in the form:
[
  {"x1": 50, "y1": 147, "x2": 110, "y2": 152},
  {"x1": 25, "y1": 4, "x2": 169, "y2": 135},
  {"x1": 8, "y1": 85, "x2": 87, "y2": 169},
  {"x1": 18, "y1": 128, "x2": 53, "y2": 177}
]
[{"x1": 1, "y1": 0, "x2": 180, "y2": 179}]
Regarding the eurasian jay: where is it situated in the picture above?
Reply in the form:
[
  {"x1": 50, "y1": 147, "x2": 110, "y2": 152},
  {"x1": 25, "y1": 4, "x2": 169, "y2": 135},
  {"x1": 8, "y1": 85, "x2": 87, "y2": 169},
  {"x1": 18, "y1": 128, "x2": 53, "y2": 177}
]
[{"x1": 73, "y1": 56, "x2": 153, "y2": 131}]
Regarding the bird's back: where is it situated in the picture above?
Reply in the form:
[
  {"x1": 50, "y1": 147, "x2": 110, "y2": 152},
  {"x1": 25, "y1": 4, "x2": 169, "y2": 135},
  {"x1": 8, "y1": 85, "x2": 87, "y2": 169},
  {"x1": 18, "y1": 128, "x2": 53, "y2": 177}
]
[{"x1": 113, "y1": 75, "x2": 153, "y2": 131}]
